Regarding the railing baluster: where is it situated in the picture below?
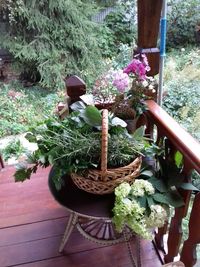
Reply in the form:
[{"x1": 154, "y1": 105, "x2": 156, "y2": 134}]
[{"x1": 181, "y1": 192, "x2": 200, "y2": 267}]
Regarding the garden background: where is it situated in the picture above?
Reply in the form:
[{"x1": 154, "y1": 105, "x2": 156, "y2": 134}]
[
  {"x1": 0, "y1": 0, "x2": 199, "y2": 159},
  {"x1": 0, "y1": 0, "x2": 200, "y2": 259}
]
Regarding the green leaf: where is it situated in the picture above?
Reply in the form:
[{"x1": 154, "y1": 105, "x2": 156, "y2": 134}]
[
  {"x1": 48, "y1": 154, "x2": 54, "y2": 165},
  {"x1": 137, "y1": 196, "x2": 147, "y2": 209},
  {"x1": 140, "y1": 170, "x2": 154, "y2": 178},
  {"x1": 14, "y1": 164, "x2": 34, "y2": 182},
  {"x1": 39, "y1": 155, "x2": 46, "y2": 164},
  {"x1": 154, "y1": 180, "x2": 168, "y2": 193},
  {"x1": 174, "y1": 151, "x2": 183, "y2": 168},
  {"x1": 133, "y1": 126, "x2": 145, "y2": 139},
  {"x1": 179, "y1": 182, "x2": 199, "y2": 191},
  {"x1": 111, "y1": 117, "x2": 127, "y2": 128},
  {"x1": 25, "y1": 132, "x2": 37, "y2": 143},
  {"x1": 165, "y1": 191, "x2": 185, "y2": 207},
  {"x1": 153, "y1": 193, "x2": 169, "y2": 205},
  {"x1": 147, "y1": 196, "x2": 155, "y2": 208},
  {"x1": 81, "y1": 106, "x2": 102, "y2": 127}
]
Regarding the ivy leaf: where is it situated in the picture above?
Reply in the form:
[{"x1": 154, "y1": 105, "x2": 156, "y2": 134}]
[
  {"x1": 14, "y1": 164, "x2": 34, "y2": 182},
  {"x1": 179, "y1": 183, "x2": 199, "y2": 191}
]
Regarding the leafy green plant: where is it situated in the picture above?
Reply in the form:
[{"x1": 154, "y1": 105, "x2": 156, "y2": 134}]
[
  {"x1": 99, "y1": 2, "x2": 136, "y2": 58},
  {"x1": 0, "y1": 0, "x2": 102, "y2": 89},
  {"x1": 1, "y1": 139, "x2": 26, "y2": 161},
  {"x1": 167, "y1": 0, "x2": 200, "y2": 47},
  {"x1": 163, "y1": 80, "x2": 200, "y2": 141},
  {"x1": 112, "y1": 168, "x2": 184, "y2": 240},
  {"x1": 112, "y1": 146, "x2": 199, "y2": 240},
  {"x1": 14, "y1": 99, "x2": 153, "y2": 190},
  {"x1": 0, "y1": 81, "x2": 63, "y2": 137}
]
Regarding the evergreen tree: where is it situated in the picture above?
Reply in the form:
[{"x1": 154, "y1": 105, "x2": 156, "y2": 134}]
[{"x1": 1, "y1": 0, "x2": 102, "y2": 89}]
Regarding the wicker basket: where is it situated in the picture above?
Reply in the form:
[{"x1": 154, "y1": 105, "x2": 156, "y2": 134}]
[{"x1": 71, "y1": 109, "x2": 142, "y2": 194}]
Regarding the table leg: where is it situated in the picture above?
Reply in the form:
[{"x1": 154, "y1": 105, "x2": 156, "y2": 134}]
[{"x1": 59, "y1": 212, "x2": 78, "y2": 253}]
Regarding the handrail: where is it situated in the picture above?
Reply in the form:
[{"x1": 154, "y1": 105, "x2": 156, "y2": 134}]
[{"x1": 146, "y1": 100, "x2": 200, "y2": 173}]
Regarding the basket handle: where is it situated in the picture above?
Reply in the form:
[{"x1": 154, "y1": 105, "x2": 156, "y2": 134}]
[{"x1": 101, "y1": 109, "x2": 108, "y2": 181}]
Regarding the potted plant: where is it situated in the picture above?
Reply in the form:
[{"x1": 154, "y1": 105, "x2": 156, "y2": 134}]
[
  {"x1": 14, "y1": 97, "x2": 155, "y2": 193},
  {"x1": 13, "y1": 95, "x2": 198, "y2": 240},
  {"x1": 112, "y1": 148, "x2": 199, "y2": 240},
  {"x1": 92, "y1": 53, "x2": 157, "y2": 133}
]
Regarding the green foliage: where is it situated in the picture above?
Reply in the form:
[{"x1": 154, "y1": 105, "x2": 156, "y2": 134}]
[
  {"x1": 111, "y1": 44, "x2": 133, "y2": 70},
  {"x1": 163, "y1": 47, "x2": 200, "y2": 141},
  {"x1": 99, "y1": 2, "x2": 136, "y2": 58},
  {"x1": 14, "y1": 102, "x2": 150, "y2": 189},
  {"x1": 1, "y1": 139, "x2": 26, "y2": 161},
  {"x1": 0, "y1": 0, "x2": 102, "y2": 89},
  {"x1": 167, "y1": 0, "x2": 200, "y2": 47},
  {"x1": 95, "y1": 0, "x2": 117, "y2": 7},
  {"x1": 0, "y1": 81, "x2": 63, "y2": 137},
  {"x1": 163, "y1": 80, "x2": 200, "y2": 141}
]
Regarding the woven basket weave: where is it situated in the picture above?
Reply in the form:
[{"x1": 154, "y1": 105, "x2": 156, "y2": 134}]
[{"x1": 71, "y1": 109, "x2": 142, "y2": 195}]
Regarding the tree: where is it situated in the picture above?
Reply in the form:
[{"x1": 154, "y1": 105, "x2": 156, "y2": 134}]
[{"x1": 0, "y1": 0, "x2": 102, "y2": 89}]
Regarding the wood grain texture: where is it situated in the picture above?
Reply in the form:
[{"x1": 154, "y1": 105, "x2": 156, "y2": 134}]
[
  {"x1": 0, "y1": 166, "x2": 162, "y2": 267},
  {"x1": 146, "y1": 100, "x2": 200, "y2": 173}
]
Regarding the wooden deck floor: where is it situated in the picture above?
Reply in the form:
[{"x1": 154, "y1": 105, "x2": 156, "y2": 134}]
[{"x1": 0, "y1": 166, "x2": 162, "y2": 267}]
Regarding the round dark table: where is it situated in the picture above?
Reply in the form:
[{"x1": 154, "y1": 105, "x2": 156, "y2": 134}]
[
  {"x1": 48, "y1": 167, "x2": 115, "y2": 219},
  {"x1": 48, "y1": 168, "x2": 140, "y2": 267}
]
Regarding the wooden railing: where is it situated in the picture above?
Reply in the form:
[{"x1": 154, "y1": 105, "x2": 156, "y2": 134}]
[
  {"x1": 145, "y1": 100, "x2": 200, "y2": 267},
  {"x1": 64, "y1": 76, "x2": 200, "y2": 266}
]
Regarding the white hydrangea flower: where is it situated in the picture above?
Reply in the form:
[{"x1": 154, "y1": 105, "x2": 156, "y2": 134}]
[
  {"x1": 131, "y1": 179, "x2": 155, "y2": 196},
  {"x1": 115, "y1": 182, "x2": 131, "y2": 199},
  {"x1": 145, "y1": 205, "x2": 168, "y2": 228}
]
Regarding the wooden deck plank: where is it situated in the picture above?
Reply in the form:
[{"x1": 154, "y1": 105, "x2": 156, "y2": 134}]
[
  {"x1": 0, "y1": 166, "x2": 162, "y2": 267},
  {"x1": 0, "y1": 166, "x2": 68, "y2": 228},
  {"x1": 0, "y1": 217, "x2": 68, "y2": 246},
  {"x1": 0, "y1": 236, "x2": 161, "y2": 267}
]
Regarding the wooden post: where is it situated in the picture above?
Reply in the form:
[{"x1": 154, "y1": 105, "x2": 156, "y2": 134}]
[
  {"x1": 180, "y1": 192, "x2": 200, "y2": 267},
  {"x1": 136, "y1": 0, "x2": 163, "y2": 76},
  {"x1": 0, "y1": 154, "x2": 5, "y2": 168},
  {"x1": 64, "y1": 75, "x2": 86, "y2": 104}
]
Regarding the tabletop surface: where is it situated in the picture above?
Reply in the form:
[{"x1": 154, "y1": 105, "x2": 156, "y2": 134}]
[{"x1": 48, "y1": 167, "x2": 115, "y2": 218}]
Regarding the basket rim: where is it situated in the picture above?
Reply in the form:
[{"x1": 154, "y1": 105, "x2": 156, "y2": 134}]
[{"x1": 86, "y1": 156, "x2": 142, "y2": 175}]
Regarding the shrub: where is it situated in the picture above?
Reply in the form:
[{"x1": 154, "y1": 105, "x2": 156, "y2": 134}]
[
  {"x1": 0, "y1": 0, "x2": 102, "y2": 89},
  {"x1": 167, "y1": 0, "x2": 200, "y2": 47},
  {"x1": 163, "y1": 80, "x2": 200, "y2": 141},
  {"x1": 0, "y1": 81, "x2": 62, "y2": 137},
  {"x1": 99, "y1": 1, "x2": 136, "y2": 58}
]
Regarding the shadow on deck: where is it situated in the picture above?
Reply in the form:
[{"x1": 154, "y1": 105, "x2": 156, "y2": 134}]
[{"x1": 0, "y1": 166, "x2": 162, "y2": 267}]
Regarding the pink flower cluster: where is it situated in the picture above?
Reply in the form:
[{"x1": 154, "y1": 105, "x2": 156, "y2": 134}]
[
  {"x1": 123, "y1": 54, "x2": 150, "y2": 80},
  {"x1": 112, "y1": 70, "x2": 129, "y2": 93}
]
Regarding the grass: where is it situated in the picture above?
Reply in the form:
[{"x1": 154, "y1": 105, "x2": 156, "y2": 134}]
[{"x1": 0, "y1": 81, "x2": 64, "y2": 138}]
